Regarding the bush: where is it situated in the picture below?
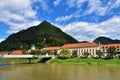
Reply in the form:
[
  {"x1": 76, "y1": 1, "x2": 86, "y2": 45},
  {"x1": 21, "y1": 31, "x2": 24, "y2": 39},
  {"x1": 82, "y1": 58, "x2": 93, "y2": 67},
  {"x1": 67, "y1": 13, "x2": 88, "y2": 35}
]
[{"x1": 58, "y1": 49, "x2": 71, "y2": 59}]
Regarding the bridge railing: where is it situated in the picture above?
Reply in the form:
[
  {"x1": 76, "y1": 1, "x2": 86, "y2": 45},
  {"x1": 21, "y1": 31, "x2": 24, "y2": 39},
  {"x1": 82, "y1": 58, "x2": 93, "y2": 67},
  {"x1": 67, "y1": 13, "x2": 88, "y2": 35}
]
[{"x1": 0, "y1": 54, "x2": 55, "y2": 59}]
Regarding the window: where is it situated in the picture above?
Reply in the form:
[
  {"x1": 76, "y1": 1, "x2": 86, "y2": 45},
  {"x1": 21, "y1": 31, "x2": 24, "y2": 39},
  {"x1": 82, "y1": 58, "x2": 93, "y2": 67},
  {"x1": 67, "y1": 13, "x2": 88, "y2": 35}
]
[
  {"x1": 90, "y1": 49, "x2": 91, "y2": 51},
  {"x1": 117, "y1": 49, "x2": 119, "y2": 51}
]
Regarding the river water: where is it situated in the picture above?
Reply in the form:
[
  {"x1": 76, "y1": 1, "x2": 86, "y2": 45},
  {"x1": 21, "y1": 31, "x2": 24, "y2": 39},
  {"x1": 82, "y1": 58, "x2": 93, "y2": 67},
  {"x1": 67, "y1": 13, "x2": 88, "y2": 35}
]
[{"x1": 0, "y1": 63, "x2": 120, "y2": 80}]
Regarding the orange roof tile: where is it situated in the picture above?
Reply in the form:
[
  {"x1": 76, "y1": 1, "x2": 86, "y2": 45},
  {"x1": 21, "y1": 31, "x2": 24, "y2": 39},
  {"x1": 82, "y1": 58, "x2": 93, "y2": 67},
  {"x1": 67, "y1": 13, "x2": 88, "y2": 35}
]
[
  {"x1": 61, "y1": 42, "x2": 98, "y2": 49},
  {"x1": 44, "y1": 47, "x2": 61, "y2": 51},
  {"x1": 12, "y1": 50, "x2": 23, "y2": 55},
  {"x1": 100, "y1": 44, "x2": 120, "y2": 49}
]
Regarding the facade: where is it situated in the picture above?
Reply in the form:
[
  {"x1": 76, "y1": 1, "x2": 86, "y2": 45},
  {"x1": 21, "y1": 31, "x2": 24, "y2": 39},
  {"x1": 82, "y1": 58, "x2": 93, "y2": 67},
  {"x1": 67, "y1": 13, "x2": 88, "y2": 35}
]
[
  {"x1": 44, "y1": 43, "x2": 120, "y2": 57},
  {"x1": 100, "y1": 44, "x2": 120, "y2": 54},
  {"x1": 61, "y1": 42, "x2": 99, "y2": 56}
]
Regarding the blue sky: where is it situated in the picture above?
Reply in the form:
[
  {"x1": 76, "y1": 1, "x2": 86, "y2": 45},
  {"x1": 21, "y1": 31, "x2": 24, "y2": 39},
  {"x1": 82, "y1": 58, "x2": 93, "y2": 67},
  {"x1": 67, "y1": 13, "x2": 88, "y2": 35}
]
[{"x1": 0, "y1": 0, "x2": 120, "y2": 42}]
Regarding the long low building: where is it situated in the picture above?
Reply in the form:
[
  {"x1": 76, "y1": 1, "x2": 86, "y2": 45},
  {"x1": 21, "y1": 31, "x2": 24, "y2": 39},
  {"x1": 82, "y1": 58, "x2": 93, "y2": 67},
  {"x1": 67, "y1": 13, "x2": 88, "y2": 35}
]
[
  {"x1": 45, "y1": 42, "x2": 100, "y2": 56},
  {"x1": 44, "y1": 42, "x2": 120, "y2": 57},
  {"x1": 61, "y1": 42, "x2": 99, "y2": 56}
]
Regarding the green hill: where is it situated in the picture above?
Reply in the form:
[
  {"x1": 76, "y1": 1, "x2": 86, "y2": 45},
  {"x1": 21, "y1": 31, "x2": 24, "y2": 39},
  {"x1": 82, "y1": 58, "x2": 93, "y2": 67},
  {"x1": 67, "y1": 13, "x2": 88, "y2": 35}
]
[
  {"x1": 0, "y1": 21, "x2": 78, "y2": 51},
  {"x1": 93, "y1": 36, "x2": 120, "y2": 44}
]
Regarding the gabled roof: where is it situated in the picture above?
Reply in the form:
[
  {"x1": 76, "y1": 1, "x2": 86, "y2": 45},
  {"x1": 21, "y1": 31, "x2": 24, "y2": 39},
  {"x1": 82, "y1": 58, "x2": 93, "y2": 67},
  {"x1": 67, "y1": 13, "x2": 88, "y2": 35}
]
[
  {"x1": 44, "y1": 47, "x2": 61, "y2": 51},
  {"x1": 12, "y1": 50, "x2": 23, "y2": 55},
  {"x1": 61, "y1": 42, "x2": 98, "y2": 49},
  {"x1": 100, "y1": 44, "x2": 120, "y2": 49}
]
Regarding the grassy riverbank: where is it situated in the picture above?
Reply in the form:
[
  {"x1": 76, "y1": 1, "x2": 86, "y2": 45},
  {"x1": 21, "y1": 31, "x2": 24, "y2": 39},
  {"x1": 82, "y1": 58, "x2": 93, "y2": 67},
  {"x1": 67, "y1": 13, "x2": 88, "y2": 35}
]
[
  {"x1": 49, "y1": 58, "x2": 120, "y2": 65},
  {"x1": 1, "y1": 58, "x2": 120, "y2": 65},
  {"x1": 0, "y1": 58, "x2": 41, "y2": 64}
]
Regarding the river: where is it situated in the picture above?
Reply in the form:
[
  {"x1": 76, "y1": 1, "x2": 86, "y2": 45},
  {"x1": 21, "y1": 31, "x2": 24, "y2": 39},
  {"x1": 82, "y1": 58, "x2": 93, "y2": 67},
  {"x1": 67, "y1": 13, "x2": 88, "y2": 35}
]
[{"x1": 0, "y1": 63, "x2": 120, "y2": 80}]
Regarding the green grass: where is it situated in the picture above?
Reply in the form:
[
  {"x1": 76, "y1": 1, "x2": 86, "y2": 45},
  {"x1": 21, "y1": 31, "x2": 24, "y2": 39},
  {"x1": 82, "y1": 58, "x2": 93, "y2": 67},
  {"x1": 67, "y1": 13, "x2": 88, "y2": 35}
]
[
  {"x1": 1, "y1": 57, "x2": 120, "y2": 65},
  {"x1": 49, "y1": 58, "x2": 120, "y2": 65}
]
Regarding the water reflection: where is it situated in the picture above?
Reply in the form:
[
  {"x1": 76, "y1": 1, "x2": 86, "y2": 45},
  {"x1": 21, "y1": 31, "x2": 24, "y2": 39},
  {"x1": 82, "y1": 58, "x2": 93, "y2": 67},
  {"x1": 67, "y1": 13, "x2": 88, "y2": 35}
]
[{"x1": 0, "y1": 64, "x2": 120, "y2": 80}]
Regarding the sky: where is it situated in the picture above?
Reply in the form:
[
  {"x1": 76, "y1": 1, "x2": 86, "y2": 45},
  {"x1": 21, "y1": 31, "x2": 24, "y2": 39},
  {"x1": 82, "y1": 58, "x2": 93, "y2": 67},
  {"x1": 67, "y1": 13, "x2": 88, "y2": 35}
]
[{"x1": 0, "y1": 0, "x2": 120, "y2": 42}]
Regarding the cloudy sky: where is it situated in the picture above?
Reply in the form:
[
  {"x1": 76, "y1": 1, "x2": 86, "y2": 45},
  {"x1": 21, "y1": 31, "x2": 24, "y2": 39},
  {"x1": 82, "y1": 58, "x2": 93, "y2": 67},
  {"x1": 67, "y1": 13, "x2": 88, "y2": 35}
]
[{"x1": 0, "y1": 0, "x2": 120, "y2": 42}]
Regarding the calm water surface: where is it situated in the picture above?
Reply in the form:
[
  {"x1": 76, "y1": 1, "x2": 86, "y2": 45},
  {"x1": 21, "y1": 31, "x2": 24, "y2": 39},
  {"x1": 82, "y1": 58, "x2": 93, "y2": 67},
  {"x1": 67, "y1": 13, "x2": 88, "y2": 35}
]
[{"x1": 0, "y1": 63, "x2": 120, "y2": 80}]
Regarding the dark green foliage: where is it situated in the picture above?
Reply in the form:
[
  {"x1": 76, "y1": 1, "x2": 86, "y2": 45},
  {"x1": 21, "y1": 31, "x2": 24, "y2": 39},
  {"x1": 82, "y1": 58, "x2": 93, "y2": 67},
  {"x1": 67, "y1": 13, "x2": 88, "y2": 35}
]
[
  {"x1": 40, "y1": 50, "x2": 55, "y2": 55},
  {"x1": 83, "y1": 52, "x2": 89, "y2": 57},
  {"x1": 71, "y1": 50, "x2": 78, "y2": 58},
  {"x1": 96, "y1": 50, "x2": 103, "y2": 57},
  {"x1": 0, "y1": 21, "x2": 78, "y2": 51},
  {"x1": 107, "y1": 46, "x2": 117, "y2": 57},
  {"x1": 94, "y1": 36, "x2": 120, "y2": 44},
  {"x1": 30, "y1": 50, "x2": 41, "y2": 55}
]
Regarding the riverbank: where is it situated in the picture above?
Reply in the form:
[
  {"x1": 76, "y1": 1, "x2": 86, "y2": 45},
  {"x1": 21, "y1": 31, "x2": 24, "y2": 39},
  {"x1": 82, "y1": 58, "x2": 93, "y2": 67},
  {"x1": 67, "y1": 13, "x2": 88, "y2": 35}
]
[
  {"x1": 49, "y1": 58, "x2": 120, "y2": 65},
  {"x1": 0, "y1": 58, "x2": 120, "y2": 65}
]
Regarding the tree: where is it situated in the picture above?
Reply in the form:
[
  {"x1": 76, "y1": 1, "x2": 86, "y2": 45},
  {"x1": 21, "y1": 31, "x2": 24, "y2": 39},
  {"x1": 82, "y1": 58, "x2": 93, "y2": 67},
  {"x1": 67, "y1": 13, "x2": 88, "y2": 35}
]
[
  {"x1": 107, "y1": 46, "x2": 117, "y2": 57},
  {"x1": 59, "y1": 49, "x2": 71, "y2": 58},
  {"x1": 96, "y1": 50, "x2": 103, "y2": 58},
  {"x1": 30, "y1": 50, "x2": 41, "y2": 55},
  {"x1": 83, "y1": 52, "x2": 89, "y2": 57},
  {"x1": 71, "y1": 50, "x2": 78, "y2": 58}
]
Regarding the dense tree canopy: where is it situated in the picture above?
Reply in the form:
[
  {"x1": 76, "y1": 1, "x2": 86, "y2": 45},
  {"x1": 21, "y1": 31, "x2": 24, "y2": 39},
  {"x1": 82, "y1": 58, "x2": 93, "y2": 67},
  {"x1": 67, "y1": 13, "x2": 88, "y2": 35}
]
[{"x1": 107, "y1": 46, "x2": 117, "y2": 57}]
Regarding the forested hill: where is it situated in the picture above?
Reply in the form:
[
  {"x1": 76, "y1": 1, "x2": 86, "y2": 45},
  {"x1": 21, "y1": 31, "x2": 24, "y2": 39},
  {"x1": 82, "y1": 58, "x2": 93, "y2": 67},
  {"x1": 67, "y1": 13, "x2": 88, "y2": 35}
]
[
  {"x1": 93, "y1": 36, "x2": 120, "y2": 44},
  {"x1": 0, "y1": 21, "x2": 78, "y2": 51}
]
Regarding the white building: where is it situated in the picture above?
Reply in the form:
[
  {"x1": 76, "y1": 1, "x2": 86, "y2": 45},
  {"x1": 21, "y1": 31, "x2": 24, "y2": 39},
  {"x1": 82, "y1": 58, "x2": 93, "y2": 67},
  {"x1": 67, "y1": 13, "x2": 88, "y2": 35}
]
[{"x1": 61, "y1": 42, "x2": 100, "y2": 56}]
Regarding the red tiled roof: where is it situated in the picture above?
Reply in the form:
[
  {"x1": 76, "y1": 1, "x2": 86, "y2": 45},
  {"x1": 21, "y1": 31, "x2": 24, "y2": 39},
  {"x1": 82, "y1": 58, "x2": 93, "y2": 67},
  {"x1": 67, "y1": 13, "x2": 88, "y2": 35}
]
[
  {"x1": 44, "y1": 47, "x2": 61, "y2": 51},
  {"x1": 12, "y1": 50, "x2": 23, "y2": 55},
  {"x1": 61, "y1": 42, "x2": 98, "y2": 49},
  {"x1": 100, "y1": 44, "x2": 120, "y2": 49}
]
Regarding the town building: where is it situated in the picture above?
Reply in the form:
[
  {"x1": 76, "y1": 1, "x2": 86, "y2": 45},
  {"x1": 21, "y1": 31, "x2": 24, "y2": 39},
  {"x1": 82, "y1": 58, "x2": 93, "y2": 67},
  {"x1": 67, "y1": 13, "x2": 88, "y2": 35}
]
[
  {"x1": 44, "y1": 47, "x2": 61, "y2": 55},
  {"x1": 61, "y1": 42, "x2": 99, "y2": 56},
  {"x1": 12, "y1": 50, "x2": 23, "y2": 55},
  {"x1": 100, "y1": 44, "x2": 120, "y2": 54},
  {"x1": 44, "y1": 43, "x2": 120, "y2": 57}
]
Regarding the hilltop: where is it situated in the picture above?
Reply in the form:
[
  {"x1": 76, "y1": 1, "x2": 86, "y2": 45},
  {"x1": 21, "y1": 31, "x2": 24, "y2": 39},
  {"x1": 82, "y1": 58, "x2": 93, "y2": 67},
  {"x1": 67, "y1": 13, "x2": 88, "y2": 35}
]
[
  {"x1": 93, "y1": 36, "x2": 120, "y2": 44},
  {"x1": 0, "y1": 21, "x2": 78, "y2": 51}
]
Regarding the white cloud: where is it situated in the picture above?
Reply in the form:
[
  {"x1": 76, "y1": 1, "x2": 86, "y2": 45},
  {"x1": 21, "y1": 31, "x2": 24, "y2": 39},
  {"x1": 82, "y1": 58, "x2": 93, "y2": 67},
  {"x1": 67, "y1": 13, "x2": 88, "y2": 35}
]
[
  {"x1": 33, "y1": 0, "x2": 53, "y2": 13},
  {"x1": 85, "y1": 0, "x2": 120, "y2": 16},
  {"x1": 111, "y1": 0, "x2": 120, "y2": 8},
  {"x1": 0, "y1": 0, "x2": 40, "y2": 34},
  {"x1": 0, "y1": 38, "x2": 5, "y2": 43},
  {"x1": 56, "y1": 15, "x2": 73, "y2": 22},
  {"x1": 55, "y1": 11, "x2": 80, "y2": 22},
  {"x1": 66, "y1": 0, "x2": 86, "y2": 8},
  {"x1": 54, "y1": 0, "x2": 62, "y2": 6},
  {"x1": 66, "y1": 0, "x2": 120, "y2": 16},
  {"x1": 86, "y1": 0, "x2": 106, "y2": 15},
  {"x1": 56, "y1": 0, "x2": 120, "y2": 23},
  {"x1": 62, "y1": 16, "x2": 120, "y2": 41}
]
